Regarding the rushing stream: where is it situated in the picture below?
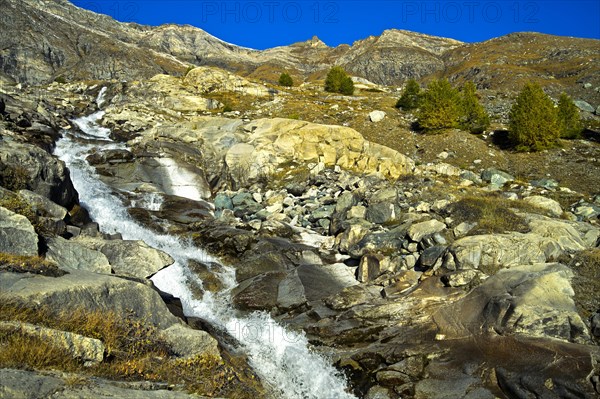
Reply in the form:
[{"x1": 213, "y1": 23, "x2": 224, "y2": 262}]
[{"x1": 53, "y1": 96, "x2": 357, "y2": 399}]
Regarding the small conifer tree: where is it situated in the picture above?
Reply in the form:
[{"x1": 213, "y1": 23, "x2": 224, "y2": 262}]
[
  {"x1": 324, "y1": 66, "x2": 354, "y2": 95},
  {"x1": 278, "y1": 72, "x2": 294, "y2": 87},
  {"x1": 508, "y1": 83, "x2": 560, "y2": 151},
  {"x1": 459, "y1": 81, "x2": 490, "y2": 134},
  {"x1": 557, "y1": 92, "x2": 583, "y2": 139},
  {"x1": 395, "y1": 79, "x2": 421, "y2": 110},
  {"x1": 416, "y1": 79, "x2": 461, "y2": 132}
]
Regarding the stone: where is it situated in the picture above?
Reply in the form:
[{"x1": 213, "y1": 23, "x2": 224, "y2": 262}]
[
  {"x1": 0, "y1": 140, "x2": 78, "y2": 209},
  {"x1": 337, "y1": 220, "x2": 372, "y2": 253},
  {"x1": 453, "y1": 222, "x2": 477, "y2": 238},
  {"x1": 0, "y1": 321, "x2": 104, "y2": 365},
  {"x1": 0, "y1": 206, "x2": 38, "y2": 256},
  {"x1": 347, "y1": 205, "x2": 367, "y2": 219},
  {"x1": 18, "y1": 189, "x2": 67, "y2": 219},
  {"x1": 522, "y1": 195, "x2": 563, "y2": 217},
  {"x1": 75, "y1": 238, "x2": 174, "y2": 279},
  {"x1": 441, "y1": 269, "x2": 483, "y2": 287},
  {"x1": 435, "y1": 263, "x2": 590, "y2": 344},
  {"x1": 418, "y1": 245, "x2": 446, "y2": 269},
  {"x1": 325, "y1": 284, "x2": 377, "y2": 310},
  {"x1": 382, "y1": 270, "x2": 422, "y2": 297},
  {"x1": 574, "y1": 100, "x2": 595, "y2": 113},
  {"x1": 45, "y1": 236, "x2": 112, "y2": 274},
  {"x1": 369, "y1": 110, "x2": 386, "y2": 122},
  {"x1": 365, "y1": 202, "x2": 396, "y2": 224},
  {"x1": 0, "y1": 270, "x2": 180, "y2": 329},
  {"x1": 596, "y1": 105, "x2": 600, "y2": 115},
  {"x1": 161, "y1": 323, "x2": 220, "y2": 359},
  {"x1": 357, "y1": 254, "x2": 385, "y2": 282},
  {"x1": 531, "y1": 178, "x2": 559, "y2": 190},
  {"x1": 591, "y1": 312, "x2": 600, "y2": 337},
  {"x1": 481, "y1": 168, "x2": 514, "y2": 187},
  {"x1": 0, "y1": 369, "x2": 205, "y2": 399},
  {"x1": 408, "y1": 219, "x2": 446, "y2": 242}
]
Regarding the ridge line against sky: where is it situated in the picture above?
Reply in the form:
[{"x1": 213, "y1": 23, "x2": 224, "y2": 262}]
[{"x1": 70, "y1": 0, "x2": 600, "y2": 49}]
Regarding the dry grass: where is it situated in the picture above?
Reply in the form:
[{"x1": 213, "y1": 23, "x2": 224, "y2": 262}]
[
  {"x1": 0, "y1": 298, "x2": 263, "y2": 397},
  {"x1": 566, "y1": 249, "x2": 600, "y2": 321},
  {"x1": 0, "y1": 253, "x2": 66, "y2": 277},
  {"x1": 447, "y1": 194, "x2": 533, "y2": 235}
]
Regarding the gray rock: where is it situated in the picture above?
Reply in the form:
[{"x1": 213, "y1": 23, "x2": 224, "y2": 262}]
[
  {"x1": 369, "y1": 110, "x2": 386, "y2": 123},
  {"x1": 0, "y1": 369, "x2": 206, "y2": 399},
  {"x1": 0, "y1": 140, "x2": 78, "y2": 209},
  {"x1": 75, "y1": 238, "x2": 174, "y2": 279},
  {"x1": 0, "y1": 270, "x2": 180, "y2": 329},
  {"x1": 480, "y1": 168, "x2": 514, "y2": 187},
  {"x1": 522, "y1": 195, "x2": 563, "y2": 217},
  {"x1": 369, "y1": 188, "x2": 397, "y2": 204},
  {"x1": 350, "y1": 225, "x2": 408, "y2": 257},
  {"x1": 408, "y1": 219, "x2": 446, "y2": 242},
  {"x1": 453, "y1": 221, "x2": 477, "y2": 238},
  {"x1": 435, "y1": 263, "x2": 590, "y2": 343},
  {"x1": 337, "y1": 220, "x2": 372, "y2": 253},
  {"x1": 0, "y1": 321, "x2": 104, "y2": 365},
  {"x1": 365, "y1": 385, "x2": 392, "y2": 399},
  {"x1": 45, "y1": 237, "x2": 111, "y2": 274},
  {"x1": 276, "y1": 269, "x2": 308, "y2": 310},
  {"x1": 460, "y1": 170, "x2": 482, "y2": 184},
  {"x1": 18, "y1": 190, "x2": 67, "y2": 219},
  {"x1": 574, "y1": 100, "x2": 595, "y2": 113},
  {"x1": 531, "y1": 178, "x2": 559, "y2": 190},
  {"x1": 591, "y1": 312, "x2": 600, "y2": 337},
  {"x1": 0, "y1": 206, "x2": 38, "y2": 256},
  {"x1": 335, "y1": 191, "x2": 361, "y2": 213},
  {"x1": 441, "y1": 269, "x2": 483, "y2": 287},
  {"x1": 161, "y1": 323, "x2": 220, "y2": 359},
  {"x1": 365, "y1": 202, "x2": 396, "y2": 224},
  {"x1": 325, "y1": 284, "x2": 378, "y2": 310},
  {"x1": 596, "y1": 105, "x2": 600, "y2": 115},
  {"x1": 214, "y1": 193, "x2": 234, "y2": 211},
  {"x1": 418, "y1": 245, "x2": 446, "y2": 269}
]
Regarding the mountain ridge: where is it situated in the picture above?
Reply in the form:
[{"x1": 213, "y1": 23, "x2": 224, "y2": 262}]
[{"x1": 1, "y1": 0, "x2": 598, "y2": 106}]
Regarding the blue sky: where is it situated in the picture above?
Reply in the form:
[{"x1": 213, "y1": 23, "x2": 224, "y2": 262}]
[{"x1": 71, "y1": 0, "x2": 600, "y2": 49}]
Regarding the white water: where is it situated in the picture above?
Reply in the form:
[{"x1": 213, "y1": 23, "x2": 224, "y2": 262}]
[{"x1": 54, "y1": 104, "x2": 357, "y2": 399}]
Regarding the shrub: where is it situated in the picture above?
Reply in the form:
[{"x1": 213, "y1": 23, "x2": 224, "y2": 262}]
[
  {"x1": 459, "y1": 81, "x2": 490, "y2": 134},
  {"x1": 395, "y1": 79, "x2": 421, "y2": 110},
  {"x1": 278, "y1": 72, "x2": 293, "y2": 87},
  {"x1": 557, "y1": 92, "x2": 583, "y2": 139},
  {"x1": 508, "y1": 82, "x2": 560, "y2": 151},
  {"x1": 416, "y1": 79, "x2": 461, "y2": 132},
  {"x1": 324, "y1": 66, "x2": 354, "y2": 95}
]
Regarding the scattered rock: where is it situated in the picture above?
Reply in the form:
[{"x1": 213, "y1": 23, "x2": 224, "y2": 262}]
[
  {"x1": 574, "y1": 100, "x2": 595, "y2": 113},
  {"x1": 408, "y1": 219, "x2": 446, "y2": 242},
  {"x1": 481, "y1": 168, "x2": 514, "y2": 187},
  {"x1": 369, "y1": 110, "x2": 386, "y2": 122},
  {"x1": 522, "y1": 195, "x2": 563, "y2": 217}
]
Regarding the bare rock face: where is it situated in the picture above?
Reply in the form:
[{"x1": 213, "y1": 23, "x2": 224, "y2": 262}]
[
  {"x1": 0, "y1": 140, "x2": 78, "y2": 209},
  {"x1": 0, "y1": 206, "x2": 38, "y2": 256}
]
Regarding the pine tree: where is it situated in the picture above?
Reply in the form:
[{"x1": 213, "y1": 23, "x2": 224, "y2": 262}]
[
  {"x1": 509, "y1": 83, "x2": 560, "y2": 151},
  {"x1": 459, "y1": 81, "x2": 490, "y2": 134},
  {"x1": 278, "y1": 72, "x2": 294, "y2": 87},
  {"x1": 324, "y1": 66, "x2": 354, "y2": 95},
  {"x1": 395, "y1": 79, "x2": 421, "y2": 110},
  {"x1": 557, "y1": 92, "x2": 583, "y2": 139},
  {"x1": 416, "y1": 79, "x2": 461, "y2": 132}
]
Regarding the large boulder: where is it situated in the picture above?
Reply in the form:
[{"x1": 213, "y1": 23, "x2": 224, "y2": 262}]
[
  {"x1": 74, "y1": 238, "x2": 174, "y2": 278},
  {"x1": 0, "y1": 321, "x2": 104, "y2": 365},
  {"x1": 0, "y1": 369, "x2": 206, "y2": 398},
  {"x1": 0, "y1": 270, "x2": 180, "y2": 329},
  {"x1": 182, "y1": 66, "x2": 270, "y2": 97},
  {"x1": 45, "y1": 236, "x2": 111, "y2": 274},
  {"x1": 0, "y1": 140, "x2": 78, "y2": 209},
  {"x1": 435, "y1": 263, "x2": 590, "y2": 344},
  {"x1": 0, "y1": 206, "x2": 38, "y2": 256}
]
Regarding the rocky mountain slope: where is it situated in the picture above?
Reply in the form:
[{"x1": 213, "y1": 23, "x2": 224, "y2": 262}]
[
  {"x1": 1, "y1": 65, "x2": 600, "y2": 398},
  {"x1": 2, "y1": 0, "x2": 599, "y2": 107}
]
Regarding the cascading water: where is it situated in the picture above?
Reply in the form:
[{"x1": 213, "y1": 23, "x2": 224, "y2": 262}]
[{"x1": 53, "y1": 94, "x2": 358, "y2": 399}]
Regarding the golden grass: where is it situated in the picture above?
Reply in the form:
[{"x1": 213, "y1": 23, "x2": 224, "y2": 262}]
[
  {"x1": 0, "y1": 298, "x2": 264, "y2": 397},
  {"x1": 0, "y1": 253, "x2": 66, "y2": 277}
]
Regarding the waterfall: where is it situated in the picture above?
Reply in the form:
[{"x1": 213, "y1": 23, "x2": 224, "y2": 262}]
[{"x1": 54, "y1": 105, "x2": 357, "y2": 399}]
